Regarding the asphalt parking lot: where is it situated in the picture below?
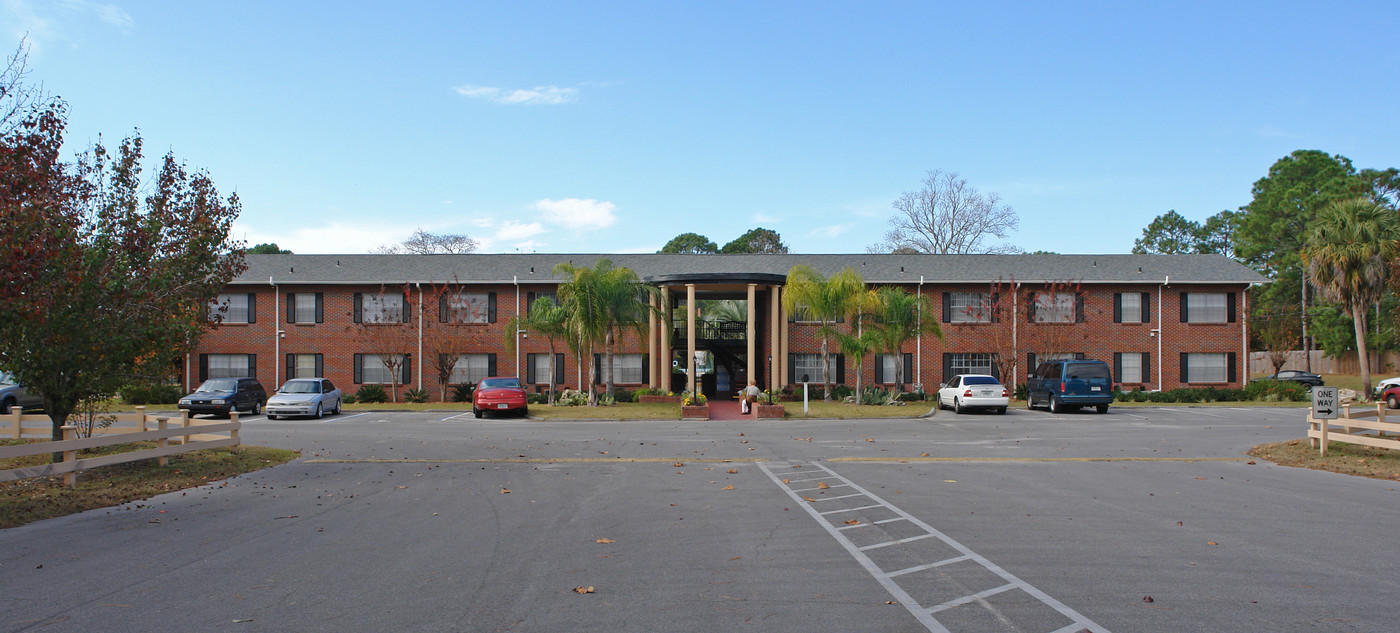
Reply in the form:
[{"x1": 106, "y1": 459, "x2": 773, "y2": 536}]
[{"x1": 3, "y1": 405, "x2": 1398, "y2": 633}]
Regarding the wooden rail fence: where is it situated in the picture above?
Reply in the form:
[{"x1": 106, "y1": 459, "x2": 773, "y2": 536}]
[
  {"x1": 1307, "y1": 403, "x2": 1400, "y2": 455},
  {"x1": 1, "y1": 407, "x2": 241, "y2": 487}
]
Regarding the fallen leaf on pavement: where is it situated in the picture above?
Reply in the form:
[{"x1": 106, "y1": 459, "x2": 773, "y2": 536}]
[
  {"x1": 674, "y1": 462, "x2": 685, "y2": 467},
  {"x1": 727, "y1": 468, "x2": 738, "y2": 474},
  {"x1": 596, "y1": 538, "x2": 615, "y2": 544},
  {"x1": 1207, "y1": 541, "x2": 1218, "y2": 545},
  {"x1": 573, "y1": 586, "x2": 595, "y2": 594},
  {"x1": 782, "y1": 479, "x2": 790, "y2": 484},
  {"x1": 500, "y1": 488, "x2": 511, "y2": 494},
  {"x1": 802, "y1": 495, "x2": 816, "y2": 502},
  {"x1": 845, "y1": 519, "x2": 861, "y2": 525},
  {"x1": 817, "y1": 482, "x2": 830, "y2": 489},
  {"x1": 722, "y1": 484, "x2": 735, "y2": 491},
  {"x1": 921, "y1": 453, "x2": 930, "y2": 457}
]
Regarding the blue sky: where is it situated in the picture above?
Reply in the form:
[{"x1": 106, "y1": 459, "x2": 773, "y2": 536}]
[{"x1": 7, "y1": 1, "x2": 1398, "y2": 255}]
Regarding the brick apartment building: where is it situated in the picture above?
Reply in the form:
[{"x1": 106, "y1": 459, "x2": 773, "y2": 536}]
[{"x1": 188, "y1": 253, "x2": 1266, "y2": 400}]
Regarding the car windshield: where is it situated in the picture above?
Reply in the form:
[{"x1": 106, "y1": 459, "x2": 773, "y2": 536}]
[
  {"x1": 963, "y1": 376, "x2": 1000, "y2": 385},
  {"x1": 279, "y1": 381, "x2": 321, "y2": 394},
  {"x1": 0, "y1": 371, "x2": 14, "y2": 385},
  {"x1": 480, "y1": 378, "x2": 521, "y2": 389},
  {"x1": 196, "y1": 379, "x2": 237, "y2": 392},
  {"x1": 1066, "y1": 364, "x2": 1110, "y2": 380}
]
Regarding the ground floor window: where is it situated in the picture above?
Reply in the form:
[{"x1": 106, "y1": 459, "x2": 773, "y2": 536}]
[
  {"x1": 596, "y1": 353, "x2": 645, "y2": 384},
  {"x1": 1115, "y1": 352, "x2": 1148, "y2": 384},
  {"x1": 201, "y1": 354, "x2": 255, "y2": 380},
  {"x1": 355, "y1": 353, "x2": 410, "y2": 384},
  {"x1": 947, "y1": 353, "x2": 994, "y2": 378},
  {"x1": 287, "y1": 353, "x2": 323, "y2": 379},
  {"x1": 1182, "y1": 352, "x2": 1233, "y2": 383},
  {"x1": 448, "y1": 353, "x2": 493, "y2": 384},
  {"x1": 875, "y1": 353, "x2": 913, "y2": 384},
  {"x1": 528, "y1": 353, "x2": 565, "y2": 385},
  {"x1": 791, "y1": 353, "x2": 824, "y2": 384}
]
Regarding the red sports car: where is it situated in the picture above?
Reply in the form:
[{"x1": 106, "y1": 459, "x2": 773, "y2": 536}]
[{"x1": 473, "y1": 377, "x2": 529, "y2": 418}]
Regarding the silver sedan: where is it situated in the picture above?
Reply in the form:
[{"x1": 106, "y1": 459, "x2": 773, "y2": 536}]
[
  {"x1": 266, "y1": 378, "x2": 342, "y2": 420},
  {"x1": 938, "y1": 374, "x2": 1009, "y2": 414}
]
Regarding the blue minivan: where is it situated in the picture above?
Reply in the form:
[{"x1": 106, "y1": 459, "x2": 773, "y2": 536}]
[{"x1": 1027, "y1": 359, "x2": 1114, "y2": 414}]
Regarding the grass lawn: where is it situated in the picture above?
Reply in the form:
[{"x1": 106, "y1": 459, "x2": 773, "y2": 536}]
[
  {"x1": 0, "y1": 441, "x2": 299, "y2": 529},
  {"x1": 1249, "y1": 438, "x2": 1400, "y2": 482}
]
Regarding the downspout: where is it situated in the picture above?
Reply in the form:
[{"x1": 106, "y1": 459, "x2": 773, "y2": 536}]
[
  {"x1": 1158, "y1": 276, "x2": 1167, "y2": 389},
  {"x1": 271, "y1": 275, "x2": 279, "y2": 387},
  {"x1": 1012, "y1": 282, "x2": 1020, "y2": 389},
  {"x1": 417, "y1": 283, "x2": 423, "y2": 390},
  {"x1": 916, "y1": 275, "x2": 923, "y2": 388},
  {"x1": 514, "y1": 275, "x2": 521, "y2": 378}
]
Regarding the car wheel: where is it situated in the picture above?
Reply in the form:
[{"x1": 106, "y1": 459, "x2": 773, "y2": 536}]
[
  {"x1": 1026, "y1": 394, "x2": 1036, "y2": 410},
  {"x1": 1050, "y1": 395, "x2": 1063, "y2": 414},
  {"x1": 1388, "y1": 394, "x2": 1399, "y2": 409},
  {"x1": 1096, "y1": 404, "x2": 1109, "y2": 414},
  {"x1": 314, "y1": 403, "x2": 323, "y2": 420},
  {"x1": 997, "y1": 407, "x2": 1007, "y2": 415},
  {"x1": 954, "y1": 398, "x2": 963, "y2": 414},
  {"x1": 267, "y1": 414, "x2": 277, "y2": 420},
  {"x1": 521, "y1": 405, "x2": 529, "y2": 418},
  {"x1": 332, "y1": 399, "x2": 341, "y2": 415},
  {"x1": 473, "y1": 407, "x2": 483, "y2": 419},
  {"x1": 251, "y1": 400, "x2": 262, "y2": 415},
  {"x1": 1, "y1": 397, "x2": 13, "y2": 415}
]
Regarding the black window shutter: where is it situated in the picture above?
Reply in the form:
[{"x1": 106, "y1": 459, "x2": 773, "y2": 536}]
[
  {"x1": 1027, "y1": 353, "x2": 1037, "y2": 376},
  {"x1": 942, "y1": 354, "x2": 952, "y2": 385},
  {"x1": 287, "y1": 354, "x2": 295, "y2": 379},
  {"x1": 401, "y1": 293, "x2": 410, "y2": 323},
  {"x1": 526, "y1": 292, "x2": 536, "y2": 315},
  {"x1": 1180, "y1": 352, "x2": 1189, "y2": 383},
  {"x1": 314, "y1": 354, "x2": 323, "y2": 377},
  {"x1": 1075, "y1": 293, "x2": 1085, "y2": 323},
  {"x1": 1227, "y1": 352, "x2": 1237, "y2": 383},
  {"x1": 1227, "y1": 292, "x2": 1237, "y2": 322},
  {"x1": 836, "y1": 354, "x2": 845, "y2": 384},
  {"x1": 788, "y1": 354, "x2": 795, "y2": 384},
  {"x1": 488, "y1": 293, "x2": 497, "y2": 323},
  {"x1": 555, "y1": 353, "x2": 565, "y2": 384},
  {"x1": 942, "y1": 293, "x2": 951, "y2": 323},
  {"x1": 1027, "y1": 294, "x2": 1037, "y2": 322},
  {"x1": 1141, "y1": 292, "x2": 1151, "y2": 323},
  {"x1": 487, "y1": 353, "x2": 497, "y2": 377},
  {"x1": 1113, "y1": 293, "x2": 1122, "y2": 323},
  {"x1": 353, "y1": 354, "x2": 363, "y2": 384},
  {"x1": 642, "y1": 354, "x2": 649, "y2": 384},
  {"x1": 1142, "y1": 353, "x2": 1150, "y2": 385},
  {"x1": 248, "y1": 354, "x2": 257, "y2": 379},
  {"x1": 990, "y1": 292, "x2": 1000, "y2": 323},
  {"x1": 526, "y1": 354, "x2": 536, "y2": 384},
  {"x1": 401, "y1": 355, "x2": 411, "y2": 385},
  {"x1": 287, "y1": 293, "x2": 295, "y2": 323},
  {"x1": 315, "y1": 293, "x2": 324, "y2": 323},
  {"x1": 903, "y1": 353, "x2": 913, "y2": 385},
  {"x1": 593, "y1": 354, "x2": 601, "y2": 384},
  {"x1": 439, "y1": 294, "x2": 449, "y2": 323},
  {"x1": 247, "y1": 293, "x2": 257, "y2": 323},
  {"x1": 874, "y1": 356, "x2": 885, "y2": 383},
  {"x1": 1113, "y1": 353, "x2": 1122, "y2": 381},
  {"x1": 353, "y1": 293, "x2": 363, "y2": 323},
  {"x1": 1179, "y1": 292, "x2": 1189, "y2": 323},
  {"x1": 198, "y1": 354, "x2": 208, "y2": 381}
]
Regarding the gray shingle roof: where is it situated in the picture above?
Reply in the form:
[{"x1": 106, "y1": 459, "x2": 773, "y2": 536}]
[{"x1": 233, "y1": 253, "x2": 1267, "y2": 286}]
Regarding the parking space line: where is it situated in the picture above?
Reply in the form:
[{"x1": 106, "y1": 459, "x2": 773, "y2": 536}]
[
  {"x1": 760, "y1": 461, "x2": 1109, "y2": 633},
  {"x1": 810, "y1": 492, "x2": 867, "y2": 502},
  {"x1": 321, "y1": 412, "x2": 371, "y2": 423},
  {"x1": 438, "y1": 412, "x2": 475, "y2": 422},
  {"x1": 793, "y1": 483, "x2": 852, "y2": 492}
]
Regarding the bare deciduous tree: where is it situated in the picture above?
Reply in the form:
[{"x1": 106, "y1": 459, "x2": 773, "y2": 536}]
[
  {"x1": 870, "y1": 170, "x2": 1022, "y2": 254},
  {"x1": 1, "y1": 36, "x2": 50, "y2": 135},
  {"x1": 374, "y1": 228, "x2": 479, "y2": 254}
]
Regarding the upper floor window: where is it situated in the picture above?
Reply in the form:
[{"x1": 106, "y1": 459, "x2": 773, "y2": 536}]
[
  {"x1": 946, "y1": 292, "x2": 991, "y2": 323},
  {"x1": 1115, "y1": 292, "x2": 1150, "y2": 323},
  {"x1": 210, "y1": 293, "x2": 255, "y2": 324},
  {"x1": 441, "y1": 292, "x2": 496, "y2": 324},
  {"x1": 1182, "y1": 292, "x2": 1235, "y2": 323},
  {"x1": 1031, "y1": 292, "x2": 1078, "y2": 323},
  {"x1": 356, "y1": 292, "x2": 408, "y2": 324},
  {"x1": 526, "y1": 291, "x2": 557, "y2": 314},
  {"x1": 289, "y1": 293, "x2": 323, "y2": 324}
]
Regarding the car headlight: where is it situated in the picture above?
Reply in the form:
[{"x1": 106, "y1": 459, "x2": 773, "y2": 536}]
[
  {"x1": 179, "y1": 398, "x2": 191, "y2": 405},
  {"x1": 211, "y1": 399, "x2": 225, "y2": 405}
]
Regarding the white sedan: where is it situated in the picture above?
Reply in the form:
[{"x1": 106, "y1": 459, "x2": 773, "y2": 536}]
[{"x1": 938, "y1": 374, "x2": 1009, "y2": 414}]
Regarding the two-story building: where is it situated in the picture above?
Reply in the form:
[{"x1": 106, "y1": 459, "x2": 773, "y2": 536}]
[{"x1": 188, "y1": 253, "x2": 1266, "y2": 400}]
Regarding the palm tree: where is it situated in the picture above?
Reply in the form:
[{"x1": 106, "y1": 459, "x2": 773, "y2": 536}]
[
  {"x1": 554, "y1": 259, "x2": 658, "y2": 405},
  {"x1": 1301, "y1": 197, "x2": 1400, "y2": 399},
  {"x1": 504, "y1": 297, "x2": 568, "y2": 404},
  {"x1": 782, "y1": 265, "x2": 865, "y2": 400},
  {"x1": 836, "y1": 289, "x2": 883, "y2": 404},
  {"x1": 870, "y1": 286, "x2": 942, "y2": 391}
]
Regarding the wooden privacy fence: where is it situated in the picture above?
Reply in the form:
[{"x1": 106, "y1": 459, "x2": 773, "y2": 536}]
[
  {"x1": 1307, "y1": 404, "x2": 1400, "y2": 455},
  {"x1": 0, "y1": 407, "x2": 241, "y2": 488}
]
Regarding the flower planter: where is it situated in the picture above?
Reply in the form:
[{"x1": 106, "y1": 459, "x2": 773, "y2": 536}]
[
  {"x1": 755, "y1": 403, "x2": 785, "y2": 419},
  {"x1": 639, "y1": 395, "x2": 682, "y2": 404},
  {"x1": 680, "y1": 404, "x2": 709, "y2": 420}
]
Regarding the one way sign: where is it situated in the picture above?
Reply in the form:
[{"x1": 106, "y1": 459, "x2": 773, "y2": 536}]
[{"x1": 1312, "y1": 386, "x2": 1339, "y2": 419}]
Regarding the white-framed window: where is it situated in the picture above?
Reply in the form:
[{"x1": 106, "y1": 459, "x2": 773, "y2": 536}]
[
  {"x1": 289, "y1": 353, "x2": 321, "y2": 378},
  {"x1": 528, "y1": 353, "x2": 562, "y2": 385},
  {"x1": 1186, "y1": 293, "x2": 1227, "y2": 323},
  {"x1": 600, "y1": 354, "x2": 645, "y2": 384},
  {"x1": 1033, "y1": 292, "x2": 1076, "y2": 323},
  {"x1": 950, "y1": 292, "x2": 991, "y2": 323},
  {"x1": 446, "y1": 292, "x2": 493, "y2": 324},
  {"x1": 949, "y1": 353, "x2": 994, "y2": 376},
  {"x1": 1186, "y1": 353, "x2": 1227, "y2": 383},
  {"x1": 210, "y1": 293, "x2": 252, "y2": 324},
  {"x1": 449, "y1": 353, "x2": 492, "y2": 384},
  {"x1": 293, "y1": 293, "x2": 319, "y2": 324},
  {"x1": 792, "y1": 353, "x2": 825, "y2": 383},
  {"x1": 360, "y1": 293, "x2": 405, "y2": 324},
  {"x1": 205, "y1": 353, "x2": 252, "y2": 379},
  {"x1": 789, "y1": 305, "x2": 841, "y2": 324},
  {"x1": 1118, "y1": 352, "x2": 1144, "y2": 383},
  {"x1": 526, "y1": 291, "x2": 557, "y2": 314},
  {"x1": 358, "y1": 353, "x2": 408, "y2": 384},
  {"x1": 1119, "y1": 293, "x2": 1142, "y2": 323}
]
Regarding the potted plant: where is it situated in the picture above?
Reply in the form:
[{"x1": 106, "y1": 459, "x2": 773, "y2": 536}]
[
  {"x1": 756, "y1": 389, "x2": 785, "y2": 419},
  {"x1": 680, "y1": 390, "x2": 709, "y2": 420}
]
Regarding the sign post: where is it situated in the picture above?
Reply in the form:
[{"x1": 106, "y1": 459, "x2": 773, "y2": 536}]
[{"x1": 1311, "y1": 386, "x2": 1339, "y2": 420}]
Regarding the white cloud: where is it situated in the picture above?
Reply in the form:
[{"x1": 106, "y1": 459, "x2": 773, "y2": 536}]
[
  {"x1": 453, "y1": 84, "x2": 578, "y2": 105},
  {"x1": 495, "y1": 220, "x2": 545, "y2": 241},
  {"x1": 234, "y1": 220, "x2": 413, "y2": 255},
  {"x1": 751, "y1": 213, "x2": 782, "y2": 224},
  {"x1": 4, "y1": 0, "x2": 133, "y2": 49},
  {"x1": 808, "y1": 224, "x2": 853, "y2": 239},
  {"x1": 532, "y1": 198, "x2": 617, "y2": 230}
]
